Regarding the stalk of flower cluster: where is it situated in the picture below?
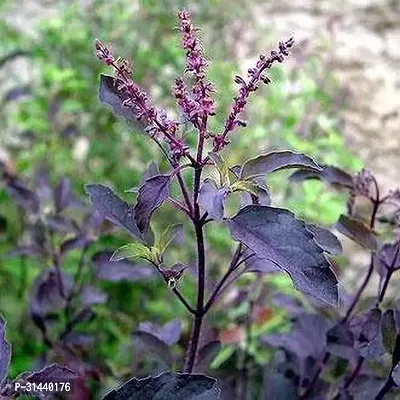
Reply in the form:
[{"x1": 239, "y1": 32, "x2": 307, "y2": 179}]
[
  {"x1": 173, "y1": 10, "x2": 217, "y2": 373},
  {"x1": 95, "y1": 40, "x2": 188, "y2": 160},
  {"x1": 213, "y1": 37, "x2": 295, "y2": 152}
]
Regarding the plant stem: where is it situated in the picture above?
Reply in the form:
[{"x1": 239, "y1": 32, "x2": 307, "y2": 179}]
[
  {"x1": 176, "y1": 171, "x2": 194, "y2": 216},
  {"x1": 342, "y1": 197, "x2": 380, "y2": 323},
  {"x1": 331, "y1": 356, "x2": 364, "y2": 400},
  {"x1": 342, "y1": 256, "x2": 375, "y2": 323},
  {"x1": 203, "y1": 244, "x2": 242, "y2": 314},
  {"x1": 344, "y1": 356, "x2": 364, "y2": 389},
  {"x1": 184, "y1": 115, "x2": 207, "y2": 373},
  {"x1": 300, "y1": 352, "x2": 331, "y2": 399},
  {"x1": 18, "y1": 255, "x2": 27, "y2": 299},
  {"x1": 378, "y1": 270, "x2": 393, "y2": 305},
  {"x1": 375, "y1": 375, "x2": 395, "y2": 399},
  {"x1": 184, "y1": 218, "x2": 206, "y2": 372},
  {"x1": 172, "y1": 287, "x2": 197, "y2": 315},
  {"x1": 377, "y1": 243, "x2": 399, "y2": 305}
]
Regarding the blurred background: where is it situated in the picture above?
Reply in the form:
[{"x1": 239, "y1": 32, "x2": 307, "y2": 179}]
[{"x1": 0, "y1": 0, "x2": 399, "y2": 398}]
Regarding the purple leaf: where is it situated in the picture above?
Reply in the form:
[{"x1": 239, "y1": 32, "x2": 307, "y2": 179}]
[
  {"x1": 126, "y1": 162, "x2": 160, "y2": 194},
  {"x1": 243, "y1": 248, "x2": 280, "y2": 273},
  {"x1": 92, "y1": 251, "x2": 156, "y2": 282},
  {"x1": 289, "y1": 165, "x2": 353, "y2": 188},
  {"x1": 132, "y1": 331, "x2": 172, "y2": 366},
  {"x1": 25, "y1": 364, "x2": 77, "y2": 386},
  {"x1": 326, "y1": 323, "x2": 359, "y2": 361},
  {"x1": 85, "y1": 184, "x2": 142, "y2": 240},
  {"x1": 375, "y1": 242, "x2": 400, "y2": 273},
  {"x1": 60, "y1": 235, "x2": 93, "y2": 254},
  {"x1": 34, "y1": 167, "x2": 53, "y2": 206},
  {"x1": 0, "y1": 316, "x2": 11, "y2": 386},
  {"x1": 102, "y1": 371, "x2": 220, "y2": 400},
  {"x1": 355, "y1": 308, "x2": 385, "y2": 359},
  {"x1": 335, "y1": 214, "x2": 377, "y2": 251},
  {"x1": 306, "y1": 224, "x2": 343, "y2": 255},
  {"x1": 4, "y1": 85, "x2": 31, "y2": 102},
  {"x1": 261, "y1": 313, "x2": 331, "y2": 360},
  {"x1": 228, "y1": 205, "x2": 338, "y2": 306},
  {"x1": 99, "y1": 74, "x2": 147, "y2": 132},
  {"x1": 141, "y1": 162, "x2": 159, "y2": 184},
  {"x1": 54, "y1": 177, "x2": 73, "y2": 212},
  {"x1": 80, "y1": 286, "x2": 108, "y2": 307},
  {"x1": 6, "y1": 177, "x2": 40, "y2": 214},
  {"x1": 138, "y1": 320, "x2": 181, "y2": 346},
  {"x1": 45, "y1": 215, "x2": 78, "y2": 234},
  {"x1": 263, "y1": 368, "x2": 297, "y2": 400},
  {"x1": 240, "y1": 151, "x2": 321, "y2": 179},
  {"x1": 30, "y1": 269, "x2": 73, "y2": 317},
  {"x1": 63, "y1": 333, "x2": 95, "y2": 350},
  {"x1": 198, "y1": 179, "x2": 227, "y2": 221},
  {"x1": 134, "y1": 174, "x2": 170, "y2": 233},
  {"x1": 271, "y1": 294, "x2": 304, "y2": 315},
  {"x1": 160, "y1": 320, "x2": 182, "y2": 346},
  {"x1": 347, "y1": 376, "x2": 386, "y2": 400},
  {"x1": 8, "y1": 245, "x2": 40, "y2": 257},
  {"x1": 195, "y1": 341, "x2": 221, "y2": 373}
]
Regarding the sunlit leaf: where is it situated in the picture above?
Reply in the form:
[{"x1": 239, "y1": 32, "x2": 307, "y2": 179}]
[
  {"x1": 134, "y1": 174, "x2": 170, "y2": 233},
  {"x1": 228, "y1": 205, "x2": 338, "y2": 306},
  {"x1": 241, "y1": 151, "x2": 321, "y2": 179},
  {"x1": 335, "y1": 215, "x2": 377, "y2": 251}
]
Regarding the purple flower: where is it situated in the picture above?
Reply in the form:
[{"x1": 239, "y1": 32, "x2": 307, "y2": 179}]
[
  {"x1": 95, "y1": 40, "x2": 188, "y2": 160},
  {"x1": 213, "y1": 37, "x2": 295, "y2": 152},
  {"x1": 175, "y1": 11, "x2": 216, "y2": 130}
]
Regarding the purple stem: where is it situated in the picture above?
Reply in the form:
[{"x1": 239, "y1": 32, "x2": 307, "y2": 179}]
[
  {"x1": 377, "y1": 243, "x2": 399, "y2": 305},
  {"x1": 184, "y1": 117, "x2": 207, "y2": 373},
  {"x1": 342, "y1": 196, "x2": 380, "y2": 323},
  {"x1": 203, "y1": 244, "x2": 243, "y2": 314}
]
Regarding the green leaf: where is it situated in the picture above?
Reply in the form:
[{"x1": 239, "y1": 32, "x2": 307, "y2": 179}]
[
  {"x1": 209, "y1": 152, "x2": 230, "y2": 187},
  {"x1": 210, "y1": 345, "x2": 234, "y2": 370},
  {"x1": 153, "y1": 224, "x2": 183, "y2": 258},
  {"x1": 111, "y1": 243, "x2": 154, "y2": 263},
  {"x1": 381, "y1": 310, "x2": 397, "y2": 354}
]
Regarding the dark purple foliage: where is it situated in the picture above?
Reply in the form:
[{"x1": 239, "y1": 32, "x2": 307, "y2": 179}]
[
  {"x1": 240, "y1": 150, "x2": 321, "y2": 179},
  {"x1": 102, "y1": 371, "x2": 220, "y2": 400},
  {"x1": 0, "y1": 317, "x2": 11, "y2": 387},
  {"x1": 335, "y1": 214, "x2": 377, "y2": 250},
  {"x1": 289, "y1": 165, "x2": 354, "y2": 188},
  {"x1": 2, "y1": 7, "x2": 400, "y2": 400},
  {"x1": 198, "y1": 179, "x2": 227, "y2": 221},
  {"x1": 86, "y1": 184, "x2": 144, "y2": 240},
  {"x1": 92, "y1": 251, "x2": 156, "y2": 282},
  {"x1": 134, "y1": 174, "x2": 170, "y2": 233},
  {"x1": 228, "y1": 205, "x2": 339, "y2": 305},
  {"x1": 138, "y1": 319, "x2": 182, "y2": 346}
]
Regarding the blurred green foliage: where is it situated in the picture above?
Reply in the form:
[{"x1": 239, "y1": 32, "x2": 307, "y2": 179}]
[{"x1": 0, "y1": 0, "x2": 360, "y2": 391}]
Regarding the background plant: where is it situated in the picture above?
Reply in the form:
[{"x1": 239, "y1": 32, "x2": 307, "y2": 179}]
[{"x1": 1, "y1": 2, "x2": 397, "y2": 399}]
